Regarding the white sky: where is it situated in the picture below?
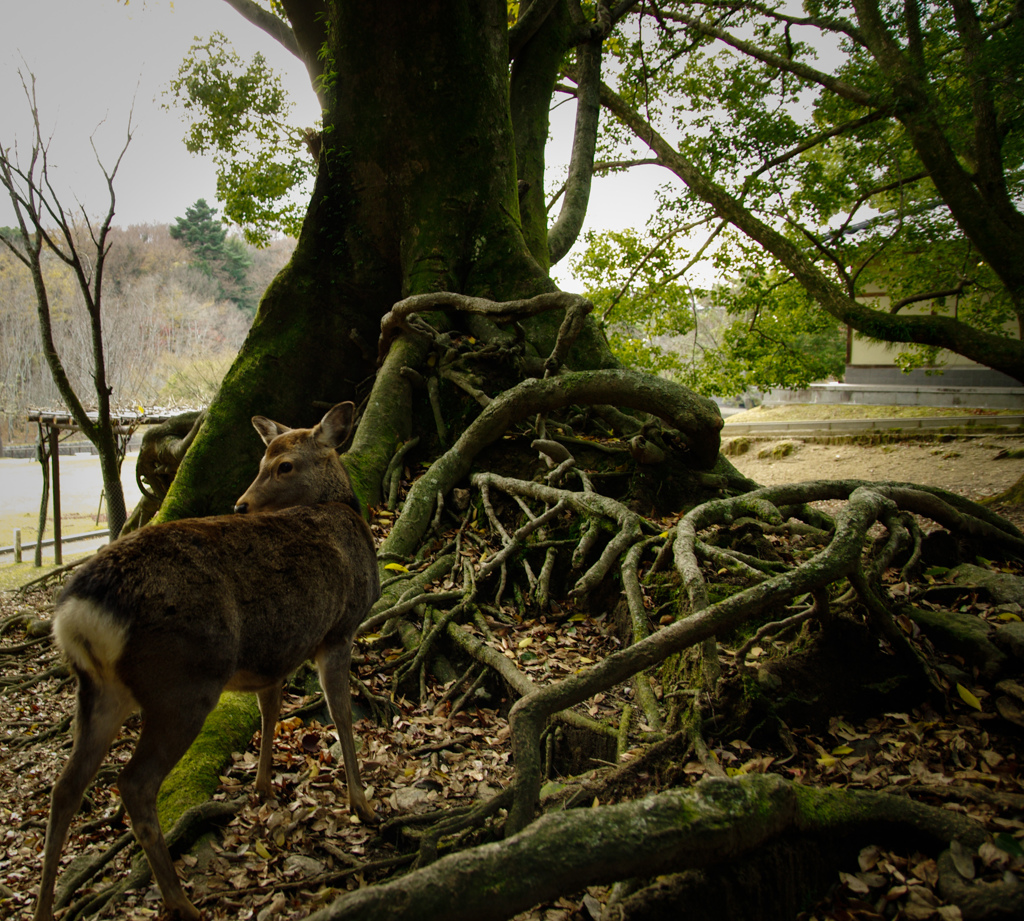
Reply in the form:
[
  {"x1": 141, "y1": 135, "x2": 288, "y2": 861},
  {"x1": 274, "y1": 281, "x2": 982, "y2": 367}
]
[
  {"x1": 0, "y1": 0, "x2": 661, "y2": 279},
  {"x1": 0, "y1": 0, "x2": 320, "y2": 228}
]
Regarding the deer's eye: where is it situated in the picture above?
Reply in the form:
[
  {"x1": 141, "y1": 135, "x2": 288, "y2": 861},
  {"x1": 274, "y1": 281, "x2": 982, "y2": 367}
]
[{"x1": 278, "y1": 462, "x2": 293, "y2": 474}]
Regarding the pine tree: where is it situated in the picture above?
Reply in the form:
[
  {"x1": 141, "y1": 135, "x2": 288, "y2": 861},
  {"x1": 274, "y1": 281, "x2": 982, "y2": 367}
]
[{"x1": 170, "y1": 199, "x2": 254, "y2": 313}]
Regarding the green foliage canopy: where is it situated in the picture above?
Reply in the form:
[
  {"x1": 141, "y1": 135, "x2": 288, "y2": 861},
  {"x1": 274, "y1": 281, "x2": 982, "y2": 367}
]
[
  {"x1": 167, "y1": 32, "x2": 314, "y2": 246},
  {"x1": 572, "y1": 225, "x2": 846, "y2": 395},
  {"x1": 584, "y1": 0, "x2": 1024, "y2": 384},
  {"x1": 570, "y1": 226, "x2": 696, "y2": 375},
  {"x1": 691, "y1": 258, "x2": 848, "y2": 396}
]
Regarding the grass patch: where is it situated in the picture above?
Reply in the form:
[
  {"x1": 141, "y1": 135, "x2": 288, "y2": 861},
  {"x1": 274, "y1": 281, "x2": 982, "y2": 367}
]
[
  {"x1": 0, "y1": 551, "x2": 92, "y2": 594},
  {"x1": 757, "y1": 441, "x2": 799, "y2": 460}
]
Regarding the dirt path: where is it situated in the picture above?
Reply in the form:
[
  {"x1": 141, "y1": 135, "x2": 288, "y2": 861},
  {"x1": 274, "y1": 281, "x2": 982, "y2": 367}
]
[{"x1": 726, "y1": 432, "x2": 1024, "y2": 530}]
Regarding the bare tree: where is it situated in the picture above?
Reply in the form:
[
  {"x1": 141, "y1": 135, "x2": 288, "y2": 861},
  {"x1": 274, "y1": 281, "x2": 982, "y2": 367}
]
[{"x1": 0, "y1": 72, "x2": 133, "y2": 537}]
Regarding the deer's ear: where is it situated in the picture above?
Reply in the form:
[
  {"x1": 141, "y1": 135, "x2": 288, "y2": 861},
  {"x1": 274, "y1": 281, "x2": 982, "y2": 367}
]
[
  {"x1": 252, "y1": 415, "x2": 290, "y2": 446},
  {"x1": 315, "y1": 402, "x2": 356, "y2": 451}
]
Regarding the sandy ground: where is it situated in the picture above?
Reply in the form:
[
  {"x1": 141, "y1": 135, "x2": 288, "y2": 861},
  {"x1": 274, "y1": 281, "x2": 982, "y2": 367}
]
[
  {"x1": 0, "y1": 454, "x2": 143, "y2": 562},
  {"x1": 726, "y1": 434, "x2": 1023, "y2": 496},
  {"x1": 725, "y1": 433, "x2": 1024, "y2": 531}
]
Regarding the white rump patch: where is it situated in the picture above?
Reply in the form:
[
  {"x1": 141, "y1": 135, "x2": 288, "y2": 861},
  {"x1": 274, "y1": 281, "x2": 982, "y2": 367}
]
[{"x1": 54, "y1": 597, "x2": 129, "y2": 682}]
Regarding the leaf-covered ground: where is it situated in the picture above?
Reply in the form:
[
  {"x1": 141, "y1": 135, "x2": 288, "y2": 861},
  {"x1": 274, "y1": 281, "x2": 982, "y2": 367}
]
[{"x1": 2, "y1": 437, "x2": 1023, "y2": 920}]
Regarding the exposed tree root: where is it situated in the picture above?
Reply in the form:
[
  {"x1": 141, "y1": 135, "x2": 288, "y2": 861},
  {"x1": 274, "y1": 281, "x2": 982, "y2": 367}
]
[
  {"x1": 348, "y1": 405, "x2": 1023, "y2": 853},
  {"x1": 937, "y1": 849, "x2": 1024, "y2": 920},
  {"x1": 305, "y1": 774, "x2": 988, "y2": 921},
  {"x1": 194, "y1": 854, "x2": 417, "y2": 909},
  {"x1": 377, "y1": 291, "x2": 593, "y2": 371},
  {"x1": 380, "y1": 368, "x2": 723, "y2": 559}
]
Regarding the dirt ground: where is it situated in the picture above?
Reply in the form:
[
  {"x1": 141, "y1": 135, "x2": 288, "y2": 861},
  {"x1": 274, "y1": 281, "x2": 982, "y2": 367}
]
[
  {"x1": 725, "y1": 432, "x2": 1024, "y2": 531},
  {"x1": 2, "y1": 431, "x2": 1023, "y2": 919}
]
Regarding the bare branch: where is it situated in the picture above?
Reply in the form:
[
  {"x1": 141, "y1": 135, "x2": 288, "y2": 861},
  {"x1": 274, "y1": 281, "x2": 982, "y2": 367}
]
[
  {"x1": 0, "y1": 68, "x2": 132, "y2": 535},
  {"x1": 219, "y1": 0, "x2": 301, "y2": 58},
  {"x1": 548, "y1": 35, "x2": 604, "y2": 266}
]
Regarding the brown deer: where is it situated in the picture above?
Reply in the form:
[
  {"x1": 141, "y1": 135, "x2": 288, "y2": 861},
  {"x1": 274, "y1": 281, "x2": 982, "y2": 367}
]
[{"x1": 35, "y1": 402, "x2": 380, "y2": 921}]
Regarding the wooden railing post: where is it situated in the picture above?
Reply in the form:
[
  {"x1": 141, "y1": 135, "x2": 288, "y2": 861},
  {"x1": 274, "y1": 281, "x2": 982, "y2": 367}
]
[{"x1": 49, "y1": 425, "x2": 62, "y2": 566}]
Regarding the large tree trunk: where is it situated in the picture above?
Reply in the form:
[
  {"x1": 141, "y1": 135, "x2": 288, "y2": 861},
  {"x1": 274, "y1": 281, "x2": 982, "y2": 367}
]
[
  {"x1": 157, "y1": 0, "x2": 561, "y2": 523},
  {"x1": 145, "y1": 1, "x2": 631, "y2": 854}
]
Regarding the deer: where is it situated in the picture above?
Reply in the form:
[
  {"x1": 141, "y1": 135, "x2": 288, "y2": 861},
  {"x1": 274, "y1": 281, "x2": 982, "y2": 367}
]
[{"x1": 35, "y1": 402, "x2": 380, "y2": 921}]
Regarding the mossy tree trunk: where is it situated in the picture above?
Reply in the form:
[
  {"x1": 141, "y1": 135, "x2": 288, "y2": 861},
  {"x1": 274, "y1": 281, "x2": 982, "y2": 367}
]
[
  {"x1": 147, "y1": 0, "x2": 622, "y2": 838},
  {"x1": 157, "y1": 0, "x2": 560, "y2": 523}
]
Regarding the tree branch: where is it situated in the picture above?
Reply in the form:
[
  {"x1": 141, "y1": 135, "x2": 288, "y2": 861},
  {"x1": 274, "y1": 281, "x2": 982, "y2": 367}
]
[
  {"x1": 660, "y1": 9, "x2": 877, "y2": 108},
  {"x1": 948, "y1": 0, "x2": 1006, "y2": 196},
  {"x1": 682, "y1": 0, "x2": 863, "y2": 44},
  {"x1": 220, "y1": 0, "x2": 302, "y2": 58},
  {"x1": 547, "y1": 35, "x2": 604, "y2": 266},
  {"x1": 508, "y1": 0, "x2": 561, "y2": 61},
  {"x1": 750, "y1": 109, "x2": 893, "y2": 186},
  {"x1": 278, "y1": 0, "x2": 329, "y2": 105},
  {"x1": 597, "y1": 79, "x2": 1024, "y2": 383},
  {"x1": 889, "y1": 281, "x2": 973, "y2": 314}
]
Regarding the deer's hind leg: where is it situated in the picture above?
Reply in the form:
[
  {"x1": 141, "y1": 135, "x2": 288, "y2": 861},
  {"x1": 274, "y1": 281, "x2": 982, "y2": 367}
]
[
  {"x1": 117, "y1": 685, "x2": 220, "y2": 921},
  {"x1": 316, "y1": 640, "x2": 376, "y2": 823},
  {"x1": 36, "y1": 671, "x2": 134, "y2": 921},
  {"x1": 255, "y1": 682, "x2": 283, "y2": 798}
]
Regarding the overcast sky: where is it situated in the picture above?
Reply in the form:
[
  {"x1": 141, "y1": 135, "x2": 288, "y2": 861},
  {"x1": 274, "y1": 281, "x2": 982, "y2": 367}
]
[
  {"x1": 0, "y1": 1, "x2": 661, "y2": 283},
  {"x1": 0, "y1": 0, "x2": 320, "y2": 228}
]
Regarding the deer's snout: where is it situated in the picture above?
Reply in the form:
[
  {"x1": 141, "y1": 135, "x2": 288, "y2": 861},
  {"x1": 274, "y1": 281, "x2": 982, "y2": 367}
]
[{"x1": 233, "y1": 502, "x2": 249, "y2": 514}]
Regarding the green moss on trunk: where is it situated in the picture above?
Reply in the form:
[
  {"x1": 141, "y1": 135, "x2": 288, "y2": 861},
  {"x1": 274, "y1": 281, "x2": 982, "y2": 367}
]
[{"x1": 157, "y1": 692, "x2": 259, "y2": 831}]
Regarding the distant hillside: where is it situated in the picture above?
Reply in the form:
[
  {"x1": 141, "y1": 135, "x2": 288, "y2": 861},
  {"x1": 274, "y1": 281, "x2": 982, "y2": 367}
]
[{"x1": 0, "y1": 220, "x2": 296, "y2": 445}]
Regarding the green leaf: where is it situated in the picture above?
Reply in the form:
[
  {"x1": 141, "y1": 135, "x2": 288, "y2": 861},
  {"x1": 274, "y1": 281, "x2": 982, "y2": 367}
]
[
  {"x1": 167, "y1": 32, "x2": 315, "y2": 245},
  {"x1": 994, "y1": 833, "x2": 1024, "y2": 858},
  {"x1": 956, "y1": 683, "x2": 983, "y2": 711}
]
